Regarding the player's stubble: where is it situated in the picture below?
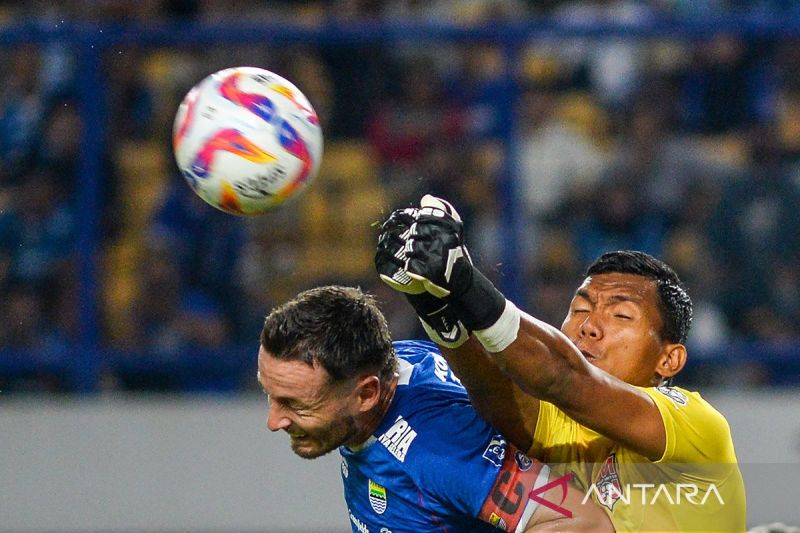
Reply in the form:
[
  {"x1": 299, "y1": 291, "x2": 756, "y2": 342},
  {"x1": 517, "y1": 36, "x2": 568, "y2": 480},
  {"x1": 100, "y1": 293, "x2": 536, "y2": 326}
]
[{"x1": 289, "y1": 412, "x2": 360, "y2": 460}]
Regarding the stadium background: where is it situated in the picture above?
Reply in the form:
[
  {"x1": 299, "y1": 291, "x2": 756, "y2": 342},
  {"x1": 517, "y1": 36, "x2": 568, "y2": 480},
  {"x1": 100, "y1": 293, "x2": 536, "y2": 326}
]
[{"x1": 1, "y1": 0, "x2": 799, "y2": 531}]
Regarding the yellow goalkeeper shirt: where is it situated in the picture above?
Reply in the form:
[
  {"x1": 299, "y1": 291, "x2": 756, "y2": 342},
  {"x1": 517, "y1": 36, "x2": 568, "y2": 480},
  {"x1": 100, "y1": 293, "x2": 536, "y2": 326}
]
[{"x1": 528, "y1": 385, "x2": 745, "y2": 532}]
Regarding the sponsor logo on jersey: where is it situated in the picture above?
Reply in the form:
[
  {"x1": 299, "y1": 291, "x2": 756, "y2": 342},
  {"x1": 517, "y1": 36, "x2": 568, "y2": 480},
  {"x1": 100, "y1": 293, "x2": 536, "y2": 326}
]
[
  {"x1": 594, "y1": 453, "x2": 623, "y2": 511},
  {"x1": 341, "y1": 458, "x2": 349, "y2": 478},
  {"x1": 656, "y1": 385, "x2": 688, "y2": 407},
  {"x1": 368, "y1": 479, "x2": 388, "y2": 515},
  {"x1": 515, "y1": 450, "x2": 533, "y2": 471},
  {"x1": 378, "y1": 415, "x2": 417, "y2": 462},
  {"x1": 349, "y1": 509, "x2": 369, "y2": 533},
  {"x1": 482, "y1": 435, "x2": 507, "y2": 467}
]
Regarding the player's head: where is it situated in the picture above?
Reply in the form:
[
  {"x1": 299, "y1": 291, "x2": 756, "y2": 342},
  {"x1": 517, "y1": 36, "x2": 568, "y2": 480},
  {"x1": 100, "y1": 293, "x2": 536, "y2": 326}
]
[
  {"x1": 561, "y1": 250, "x2": 693, "y2": 387},
  {"x1": 257, "y1": 285, "x2": 397, "y2": 459}
]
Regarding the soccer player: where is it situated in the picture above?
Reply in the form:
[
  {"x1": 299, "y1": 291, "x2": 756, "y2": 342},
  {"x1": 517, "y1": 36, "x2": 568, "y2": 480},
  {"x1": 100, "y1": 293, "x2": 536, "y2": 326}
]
[
  {"x1": 257, "y1": 285, "x2": 613, "y2": 532},
  {"x1": 375, "y1": 195, "x2": 746, "y2": 532}
]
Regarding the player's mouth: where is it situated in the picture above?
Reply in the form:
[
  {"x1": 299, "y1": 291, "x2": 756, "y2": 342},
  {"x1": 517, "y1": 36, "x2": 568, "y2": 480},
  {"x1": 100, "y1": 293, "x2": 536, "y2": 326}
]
[{"x1": 580, "y1": 349, "x2": 598, "y2": 362}]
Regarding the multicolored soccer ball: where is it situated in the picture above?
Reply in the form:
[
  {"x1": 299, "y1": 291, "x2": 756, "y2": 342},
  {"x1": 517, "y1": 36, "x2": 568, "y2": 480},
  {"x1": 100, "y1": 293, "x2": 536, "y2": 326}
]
[{"x1": 172, "y1": 67, "x2": 323, "y2": 215}]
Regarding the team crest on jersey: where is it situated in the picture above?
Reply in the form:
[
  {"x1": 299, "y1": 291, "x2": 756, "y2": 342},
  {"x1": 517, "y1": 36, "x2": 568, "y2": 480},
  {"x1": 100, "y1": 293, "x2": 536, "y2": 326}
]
[
  {"x1": 656, "y1": 385, "x2": 688, "y2": 407},
  {"x1": 594, "y1": 453, "x2": 623, "y2": 511},
  {"x1": 369, "y1": 479, "x2": 386, "y2": 514},
  {"x1": 482, "y1": 435, "x2": 507, "y2": 467},
  {"x1": 368, "y1": 479, "x2": 388, "y2": 515}
]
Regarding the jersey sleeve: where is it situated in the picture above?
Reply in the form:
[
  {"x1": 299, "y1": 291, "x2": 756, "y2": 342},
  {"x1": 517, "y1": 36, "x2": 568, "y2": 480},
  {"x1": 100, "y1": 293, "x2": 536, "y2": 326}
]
[
  {"x1": 388, "y1": 342, "x2": 554, "y2": 532},
  {"x1": 641, "y1": 386, "x2": 737, "y2": 464},
  {"x1": 405, "y1": 392, "x2": 550, "y2": 532},
  {"x1": 529, "y1": 400, "x2": 579, "y2": 461}
]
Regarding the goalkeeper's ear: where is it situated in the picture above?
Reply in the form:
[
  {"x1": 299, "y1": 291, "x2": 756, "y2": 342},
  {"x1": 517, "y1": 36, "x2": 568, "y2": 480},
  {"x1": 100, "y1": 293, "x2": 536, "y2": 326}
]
[
  {"x1": 654, "y1": 343, "x2": 687, "y2": 385},
  {"x1": 420, "y1": 194, "x2": 462, "y2": 223}
]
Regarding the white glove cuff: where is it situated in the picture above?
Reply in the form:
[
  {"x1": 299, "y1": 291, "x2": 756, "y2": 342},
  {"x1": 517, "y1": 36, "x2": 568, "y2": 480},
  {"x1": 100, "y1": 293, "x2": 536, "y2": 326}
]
[{"x1": 474, "y1": 299, "x2": 521, "y2": 353}]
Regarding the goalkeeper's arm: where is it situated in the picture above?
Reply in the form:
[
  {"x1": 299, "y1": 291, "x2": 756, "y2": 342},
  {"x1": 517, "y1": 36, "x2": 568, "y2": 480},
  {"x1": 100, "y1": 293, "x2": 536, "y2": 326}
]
[{"x1": 383, "y1": 195, "x2": 670, "y2": 461}]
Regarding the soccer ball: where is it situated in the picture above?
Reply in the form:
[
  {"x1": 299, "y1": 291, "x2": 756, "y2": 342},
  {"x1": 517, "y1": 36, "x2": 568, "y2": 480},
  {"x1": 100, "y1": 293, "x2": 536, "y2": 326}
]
[{"x1": 172, "y1": 66, "x2": 323, "y2": 215}]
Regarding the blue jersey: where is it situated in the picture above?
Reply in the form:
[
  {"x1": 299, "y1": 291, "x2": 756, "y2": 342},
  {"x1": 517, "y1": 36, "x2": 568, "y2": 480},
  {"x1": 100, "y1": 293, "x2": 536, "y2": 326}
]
[{"x1": 339, "y1": 340, "x2": 549, "y2": 533}]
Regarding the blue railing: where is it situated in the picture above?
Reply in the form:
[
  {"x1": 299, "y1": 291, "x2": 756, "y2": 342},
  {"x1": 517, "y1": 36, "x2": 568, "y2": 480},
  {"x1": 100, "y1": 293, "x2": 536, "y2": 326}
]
[{"x1": 2, "y1": 16, "x2": 800, "y2": 392}]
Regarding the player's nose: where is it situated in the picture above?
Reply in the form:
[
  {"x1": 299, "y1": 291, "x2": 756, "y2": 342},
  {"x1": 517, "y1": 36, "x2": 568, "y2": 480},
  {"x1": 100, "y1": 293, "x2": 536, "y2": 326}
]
[
  {"x1": 266, "y1": 404, "x2": 291, "y2": 432},
  {"x1": 579, "y1": 313, "x2": 602, "y2": 339}
]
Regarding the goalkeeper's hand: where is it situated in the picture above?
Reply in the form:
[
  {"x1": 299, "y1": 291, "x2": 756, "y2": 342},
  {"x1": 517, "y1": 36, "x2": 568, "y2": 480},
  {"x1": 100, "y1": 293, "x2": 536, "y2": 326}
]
[
  {"x1": 379, "y1": 194, "x2": 522, "y2": 353},
  {"x1": 404, "y1": 195, "x2": 507, "y2": 332},
  {"x1": 404, "y1": 195, "x2": 474, "y2": 299},
  {"x1": 375, "y1": 207, "x2": 426, "y2": 294},
  {"x1": 375, "y1": 205, "x2": 469, "y2": 348}
]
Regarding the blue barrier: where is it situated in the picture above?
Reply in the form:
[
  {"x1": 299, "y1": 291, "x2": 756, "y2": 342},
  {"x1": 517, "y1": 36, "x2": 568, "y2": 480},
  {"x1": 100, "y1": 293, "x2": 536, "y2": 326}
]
[{"x1": 2, "y1": 17, "x2": 800, "y2": 392}]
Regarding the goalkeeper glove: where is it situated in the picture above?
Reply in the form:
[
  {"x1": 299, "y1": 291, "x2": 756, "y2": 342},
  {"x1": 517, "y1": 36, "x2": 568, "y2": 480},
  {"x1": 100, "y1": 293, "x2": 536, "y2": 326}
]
[
  {"x1": 404, "y1": 195, "x2": 521, "y2": 353},
  {"x1": 375, "y1": 207, "x2": 469, "y2": 348}
]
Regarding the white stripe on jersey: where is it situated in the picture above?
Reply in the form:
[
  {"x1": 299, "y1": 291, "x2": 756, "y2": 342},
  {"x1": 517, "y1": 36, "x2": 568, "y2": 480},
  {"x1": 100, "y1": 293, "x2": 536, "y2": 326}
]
[
  {"x1": 514, "y1": 463, "x2": 551, "y2": 533},
  {"x1": 397, "y1": 358, "x2": 414, "y2": 386}
]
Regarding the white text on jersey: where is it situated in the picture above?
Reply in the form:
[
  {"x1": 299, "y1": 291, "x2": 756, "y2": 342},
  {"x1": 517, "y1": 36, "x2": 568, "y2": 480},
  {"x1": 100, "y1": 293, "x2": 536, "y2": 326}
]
[{"x1": 379, "y1": 416, "x2": 418, "y2": 462}]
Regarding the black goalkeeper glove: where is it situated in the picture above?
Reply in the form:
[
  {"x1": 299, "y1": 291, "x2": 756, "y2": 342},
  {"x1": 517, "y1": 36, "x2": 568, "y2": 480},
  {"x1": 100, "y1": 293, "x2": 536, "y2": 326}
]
[
  {"x1": 404, "y1": 195, "x2": 507, "y2": 332},
  {"x1": 375, "y1": 207, "x2": 469, "y2": 348}
]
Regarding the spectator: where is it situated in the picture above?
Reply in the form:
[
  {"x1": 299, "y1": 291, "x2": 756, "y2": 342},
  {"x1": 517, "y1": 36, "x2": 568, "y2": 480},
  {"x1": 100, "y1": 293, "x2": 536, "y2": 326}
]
[
  {"x1": 366, "y1": 57, "x2": 466, "y2": 203},
  {"x1": 0, "y1": 45, "x2": 48, "y2": 181},
  {"x1": 680, "y1": 34, "x2": 765, "y2": 134},
  {"x1": 569, "y1": 171, "x2": 668, "y2": 264},
  {"x1": 0, "y1": 169, "x2": 78, "y2": 319},
  {"x1": 0, "y1": 283, "x2": 70, "y2": 392},
  {"x1": 148, "y1": 177, "x2": 247, "y2": 336},
  {"x1": 707, "y1": 124, "x2": 800, "y2": 339},
  {"x1": 0, "y1": 282, "x2": 68, "y2": 351},
  {"x1": 516, "y1": 83, "x2": 607, "y2": 222}
]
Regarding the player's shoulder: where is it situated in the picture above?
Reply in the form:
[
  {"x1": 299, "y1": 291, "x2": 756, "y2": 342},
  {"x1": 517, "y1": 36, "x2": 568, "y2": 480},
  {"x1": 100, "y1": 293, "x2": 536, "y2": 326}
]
[
  {"x1": 644, "y1": 384, "x2": 727, "y2": 420},
  {"x1": 392, "y1": 339, "x2": 466, "y2": 394},
  {"x1": 647, "y1": 385, "x2": 718, "y2": 412},
  {"x1": 643, "y1": 384, "x2": 736, "y2": 459},
  {"x1": 376, "y1": 341, "x2": 487, "y2": 462},
  {"x1": 393, "y1": 339, "x2": 441, "y2": 365}
]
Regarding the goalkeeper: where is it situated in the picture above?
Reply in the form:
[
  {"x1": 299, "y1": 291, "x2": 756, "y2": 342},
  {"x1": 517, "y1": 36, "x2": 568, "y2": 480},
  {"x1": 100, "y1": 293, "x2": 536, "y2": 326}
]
[{"x1": 376, "y1": 196, "x2": 746, "y2": 532}]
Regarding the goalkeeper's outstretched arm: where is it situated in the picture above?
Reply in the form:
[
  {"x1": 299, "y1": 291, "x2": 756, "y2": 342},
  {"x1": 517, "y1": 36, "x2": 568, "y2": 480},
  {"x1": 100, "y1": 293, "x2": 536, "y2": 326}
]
[{"x1": 376, "y1": 195, "x2": 672, "y2": 461}]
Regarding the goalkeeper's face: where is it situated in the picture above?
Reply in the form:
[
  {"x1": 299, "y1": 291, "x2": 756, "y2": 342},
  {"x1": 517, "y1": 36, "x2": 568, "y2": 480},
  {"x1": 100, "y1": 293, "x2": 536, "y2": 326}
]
[
  {"x1": 257, "y1": 346, "x2": 374, "y2": 459},
  {"x1": 561, "y1": 272, "x2": 683, "y2": 387}
]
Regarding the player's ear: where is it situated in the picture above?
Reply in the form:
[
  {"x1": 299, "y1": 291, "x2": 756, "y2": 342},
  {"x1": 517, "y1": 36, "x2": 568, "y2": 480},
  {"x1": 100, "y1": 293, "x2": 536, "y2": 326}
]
[
  {"x1": 654, "y1": 343, "x2": 687, "y2": 384},
  {"x1": 353, "y1": 375, "x2": 382, "y2": 412}
]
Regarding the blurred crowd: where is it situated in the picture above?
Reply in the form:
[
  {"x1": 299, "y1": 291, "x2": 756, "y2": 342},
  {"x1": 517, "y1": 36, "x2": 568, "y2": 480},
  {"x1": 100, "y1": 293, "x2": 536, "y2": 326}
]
[{"x1": 1, "y1": 0, "x2": 800, "y2": 392}]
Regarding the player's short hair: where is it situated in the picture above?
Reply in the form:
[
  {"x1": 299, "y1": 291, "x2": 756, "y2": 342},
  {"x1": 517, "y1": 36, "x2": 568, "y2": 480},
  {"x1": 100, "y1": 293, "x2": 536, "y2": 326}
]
[
  {"x1": 586, "y1": 250, "x2": 693, "y2": 345},
  {"x1": 260, "y1": 285, "x2": 396, "y2": 384}
]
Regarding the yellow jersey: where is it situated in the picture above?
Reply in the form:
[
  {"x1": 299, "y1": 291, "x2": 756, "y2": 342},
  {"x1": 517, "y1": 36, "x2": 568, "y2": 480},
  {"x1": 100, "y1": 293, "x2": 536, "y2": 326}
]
[{"x1": 528, "y1": 385, "x2": 746, "y2": 532}]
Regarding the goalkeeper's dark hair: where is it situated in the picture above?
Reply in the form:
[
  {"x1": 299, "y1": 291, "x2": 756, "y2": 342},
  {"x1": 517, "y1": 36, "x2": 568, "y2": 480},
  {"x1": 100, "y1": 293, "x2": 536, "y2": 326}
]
[
  {"x1": 586, "y1": 251, "x2": 693, "y2": 346},
  {"x1": 260, "y1": 285, "x2": 397, "y2": 385}
]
